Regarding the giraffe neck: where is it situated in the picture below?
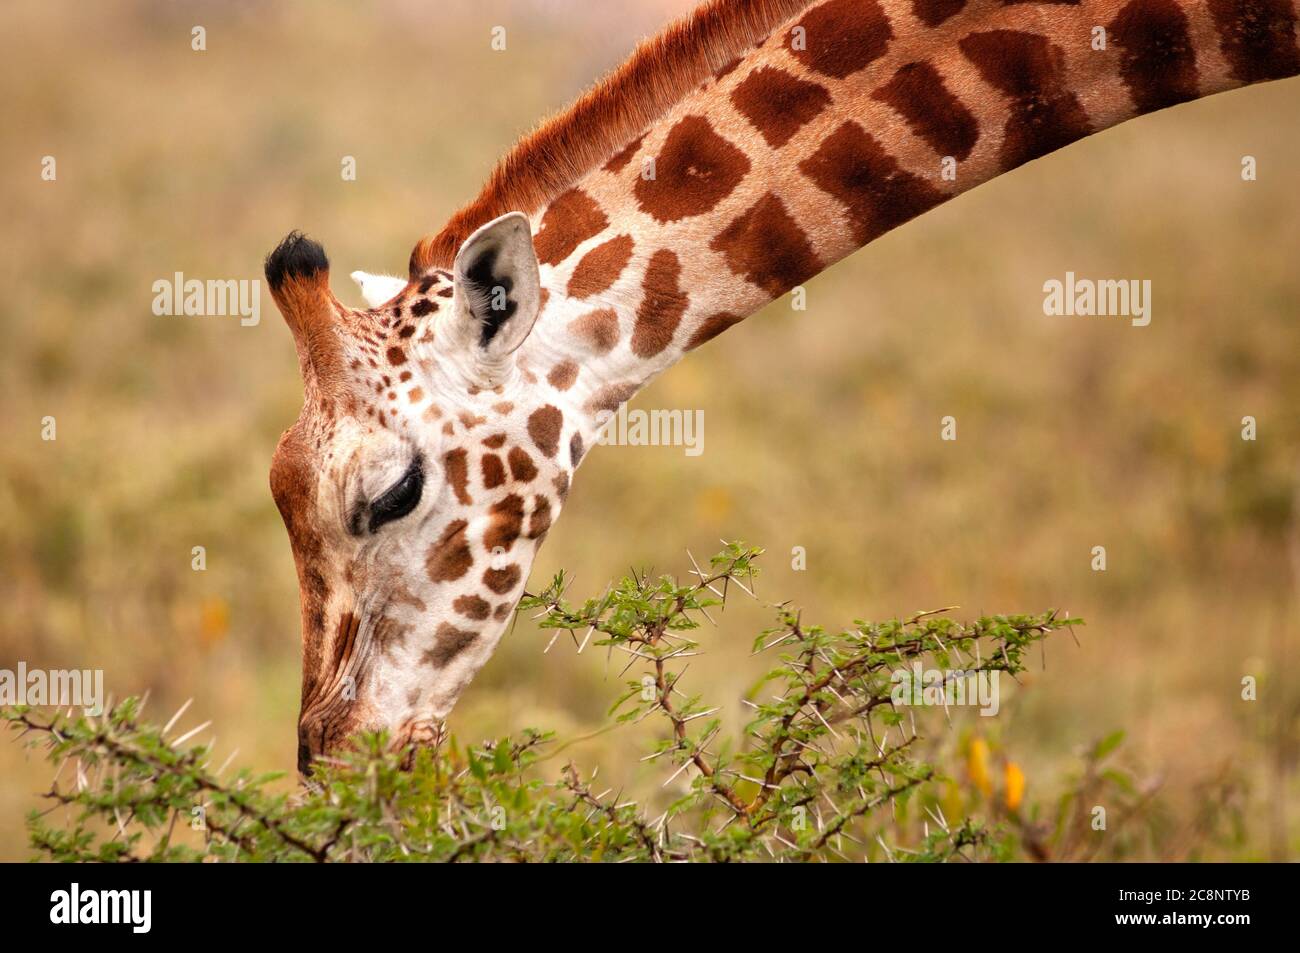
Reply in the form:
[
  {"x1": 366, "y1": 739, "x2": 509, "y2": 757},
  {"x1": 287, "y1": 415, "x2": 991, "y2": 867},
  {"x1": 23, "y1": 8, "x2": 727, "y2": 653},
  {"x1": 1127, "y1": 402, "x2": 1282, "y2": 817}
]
[{"x1": 516, "y1": 0, "x2": 1297, "y2": 434}]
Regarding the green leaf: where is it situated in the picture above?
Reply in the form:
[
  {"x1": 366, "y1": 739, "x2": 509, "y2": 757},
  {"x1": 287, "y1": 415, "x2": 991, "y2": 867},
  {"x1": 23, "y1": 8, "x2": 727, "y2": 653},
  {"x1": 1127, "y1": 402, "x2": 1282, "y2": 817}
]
[{"x1": 1093, "y1": 730, "x2": 1126, "y2": 762}]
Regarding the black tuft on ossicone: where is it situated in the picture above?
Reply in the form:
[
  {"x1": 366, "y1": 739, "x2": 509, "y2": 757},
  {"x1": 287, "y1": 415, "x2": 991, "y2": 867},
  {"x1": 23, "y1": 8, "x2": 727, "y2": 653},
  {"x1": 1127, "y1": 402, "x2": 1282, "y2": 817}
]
[{"x1": 264, "y1": 231, "x2": 329, "y2": 291}]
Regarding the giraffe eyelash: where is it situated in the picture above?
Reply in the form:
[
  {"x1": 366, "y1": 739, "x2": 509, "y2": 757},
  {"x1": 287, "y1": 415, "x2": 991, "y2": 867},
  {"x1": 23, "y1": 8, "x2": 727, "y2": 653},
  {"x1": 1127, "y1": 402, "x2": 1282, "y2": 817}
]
[{"x1": 366, "y1": 458, "x2": 425, "y2": 533}]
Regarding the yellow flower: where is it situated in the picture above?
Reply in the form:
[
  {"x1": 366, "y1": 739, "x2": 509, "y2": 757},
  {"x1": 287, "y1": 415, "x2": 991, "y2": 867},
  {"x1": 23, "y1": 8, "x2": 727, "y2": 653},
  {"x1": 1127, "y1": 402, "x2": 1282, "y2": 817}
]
[
  {"x1": 1004, "y1": 761, "x2": 1026, "y2": 812},
  {"x1": 199, "y1": 596, "x2": 230, "y2": 647},
  {"x1": 967, "y1": 737, "x2": 992, "y2": 797},
  {"x1": 694, "y1": 486, "x2": 733, "y2": 526}
]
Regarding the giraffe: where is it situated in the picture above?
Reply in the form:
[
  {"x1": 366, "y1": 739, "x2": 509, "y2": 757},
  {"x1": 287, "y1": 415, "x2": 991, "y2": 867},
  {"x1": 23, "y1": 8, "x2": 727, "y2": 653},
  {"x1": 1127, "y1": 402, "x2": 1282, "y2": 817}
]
[{"x1": 267, "y1": 0, "x2": 1299, "y2": 774}]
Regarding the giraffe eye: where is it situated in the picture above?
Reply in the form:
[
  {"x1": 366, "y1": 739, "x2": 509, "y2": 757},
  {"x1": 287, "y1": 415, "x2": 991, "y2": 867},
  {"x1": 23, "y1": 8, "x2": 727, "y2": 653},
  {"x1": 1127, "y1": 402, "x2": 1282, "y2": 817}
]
[{"x1": 368, "y1": 459, "x2": 424, "y2": 532}]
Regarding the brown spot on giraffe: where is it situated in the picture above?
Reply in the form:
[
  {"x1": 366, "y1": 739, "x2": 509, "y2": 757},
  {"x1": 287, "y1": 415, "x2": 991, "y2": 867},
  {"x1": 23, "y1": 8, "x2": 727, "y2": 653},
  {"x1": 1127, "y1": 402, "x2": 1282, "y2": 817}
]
[
  {"x1": 529, "y1": 495, "x2": 552, "y2": 538},
  {"x1": 959, "y1": 30, "x2": 1093, "y2": 170},
  {"x1": 911, "y1": 0, "x2": 964, "y2": 26},
  {"x1": 567, "y1": 235, "x2": 635, "y2": 299},
  {"x1": 634, "y1": 115, "x2": 751, "y2": 223},
  {"x1": 372, "y1": 615, "x2": 411, "y2": 655},
  {"x1": 389, "y1": 584, "x2": 427, "y2": 613},
  {"x1": 533, "y1": 188, "x2": 609, "y2": 266},
  {"x1": 527, "y1": 405, "x2": 564, "y2": 457},
  {"x1": 603, "y1": 133, "x2": 645, "y2": 173},
  {"x1": 1207, "y1": 0, "x2": 1300, "y2": 83},
  {"x1": 569, "y1": 432, "x2": 585, "y2": 468},
  {"x1": 422, "y1": 623, "x2": 478, "y2": 668},
  {"x1": 570, "y1": 308, "x2": 620, "y2": 353},
  {"x1": 481, "y1": 453, "x2": 506, "y2": 489},
  {"x1": 715, "y1": 56, "x2": 742, "y2": 79},
  {"x1": 483, "y1": 564, "x2": 522, "y2": 594},
  {"x1": 632, "y1": 250, "x2": 690, "y2": 358},
  {"x1": 710, "y1": 192, "x2": 822, "y2": 297},
  {"x1": 730, "y1": 66, "x2": 831, "y2": 149},
  {"x1": 790, "y1": 0, "x2": 894, "y2": 79},
  {"x1": 443, "y1": 448, "x2": 473, "y2": 505},
  {"x1": 1108, "y1": 0, "x2": 1199, "y2": 112},
  {"x1": 799, "y1": 121, "x2": 946, "y2": 246},
  {"x1": 548, "y1": 360, "x2": 579, "y2": 391},
  {"x1": 485, "y1": 494, "x2": 525, "y2": 553},
  {"x1": 686, "y1": 311, "x2": 744, "y2": 350},
  {"x1": 586, "y1": 381, "x2": 640, "y2": 415},
  {"x1": 453, "y1": 594, "x2": 492, "y2": 621},
  {"x1": 426, "y1": 519, "x2": 472, "y2": 582},
  {"x1": 386, "y1": 346, "x2": 407, "y2": 366},
  {"x1": 508, "y1": 446, "x2": 538, "y2": 482},
  {"x1": 871, "y1": 61, "x2": 979, "y2": 162}
]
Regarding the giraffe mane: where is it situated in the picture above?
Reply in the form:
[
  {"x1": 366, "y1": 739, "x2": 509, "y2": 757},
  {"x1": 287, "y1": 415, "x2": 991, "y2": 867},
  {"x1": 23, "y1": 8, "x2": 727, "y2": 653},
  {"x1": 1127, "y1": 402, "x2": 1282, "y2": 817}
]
[{"x1": 409, "y1": 0, "x2": 810, "y2": 276}]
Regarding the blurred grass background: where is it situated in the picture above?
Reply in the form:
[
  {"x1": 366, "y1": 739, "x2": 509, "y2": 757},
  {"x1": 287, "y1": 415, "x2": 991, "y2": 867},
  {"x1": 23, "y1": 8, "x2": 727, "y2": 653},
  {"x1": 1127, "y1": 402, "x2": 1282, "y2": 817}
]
[{"x1": 1, "y1": 0, "x2": 1297, "y2": 860}]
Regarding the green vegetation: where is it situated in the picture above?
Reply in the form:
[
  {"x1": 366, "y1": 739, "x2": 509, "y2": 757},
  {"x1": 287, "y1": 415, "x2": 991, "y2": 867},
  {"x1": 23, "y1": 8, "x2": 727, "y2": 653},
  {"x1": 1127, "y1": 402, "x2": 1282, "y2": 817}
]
[{"x1": 5, "y1": 544, "x2": 1210, "y2": 862}]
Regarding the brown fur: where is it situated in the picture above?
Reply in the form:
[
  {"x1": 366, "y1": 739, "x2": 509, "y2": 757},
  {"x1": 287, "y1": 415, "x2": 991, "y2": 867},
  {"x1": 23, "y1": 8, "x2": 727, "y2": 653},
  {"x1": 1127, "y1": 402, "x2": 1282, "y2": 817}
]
[
  {"x1": 409, "y1": 0, "x2": 812, "y2": 274},
  {"x1": 270, "y1": 274, "x2": 346, "y2": 388}
]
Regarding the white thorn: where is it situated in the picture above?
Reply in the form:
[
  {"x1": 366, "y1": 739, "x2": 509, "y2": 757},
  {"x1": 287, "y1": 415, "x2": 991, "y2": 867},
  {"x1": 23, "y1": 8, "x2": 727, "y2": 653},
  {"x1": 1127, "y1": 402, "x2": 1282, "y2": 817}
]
[{"x1": 162, "y1": 698, "x2": 192, "y2": 736}]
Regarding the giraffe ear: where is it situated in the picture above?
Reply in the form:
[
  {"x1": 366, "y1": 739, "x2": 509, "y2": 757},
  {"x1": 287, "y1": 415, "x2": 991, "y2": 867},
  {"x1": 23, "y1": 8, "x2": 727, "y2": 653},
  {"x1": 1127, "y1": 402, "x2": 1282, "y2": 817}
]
[{"x1": 449, "y1": 212, "x2": 541, "y2": 360}]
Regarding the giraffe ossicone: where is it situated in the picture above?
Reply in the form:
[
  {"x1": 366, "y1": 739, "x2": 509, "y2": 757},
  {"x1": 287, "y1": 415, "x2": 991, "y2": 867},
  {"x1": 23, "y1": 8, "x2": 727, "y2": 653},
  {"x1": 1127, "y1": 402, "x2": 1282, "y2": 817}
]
[{"x1": 267, "y1": 0, "x2": 1300, "y2": 774}]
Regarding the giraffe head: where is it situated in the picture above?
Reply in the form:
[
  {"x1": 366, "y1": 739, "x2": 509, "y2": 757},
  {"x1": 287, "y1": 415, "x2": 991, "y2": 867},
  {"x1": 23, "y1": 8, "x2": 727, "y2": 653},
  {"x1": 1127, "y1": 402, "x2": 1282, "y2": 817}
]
[{"x1": 265, "y1": 213, "x2": 577, "y2": 775}]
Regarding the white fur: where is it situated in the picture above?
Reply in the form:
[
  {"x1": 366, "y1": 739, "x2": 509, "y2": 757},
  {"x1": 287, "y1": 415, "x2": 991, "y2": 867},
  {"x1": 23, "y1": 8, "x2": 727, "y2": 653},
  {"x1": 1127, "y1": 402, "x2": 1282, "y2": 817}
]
[{"x1": 350, "y1": 271, "x2": 408, "y2": 308}]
